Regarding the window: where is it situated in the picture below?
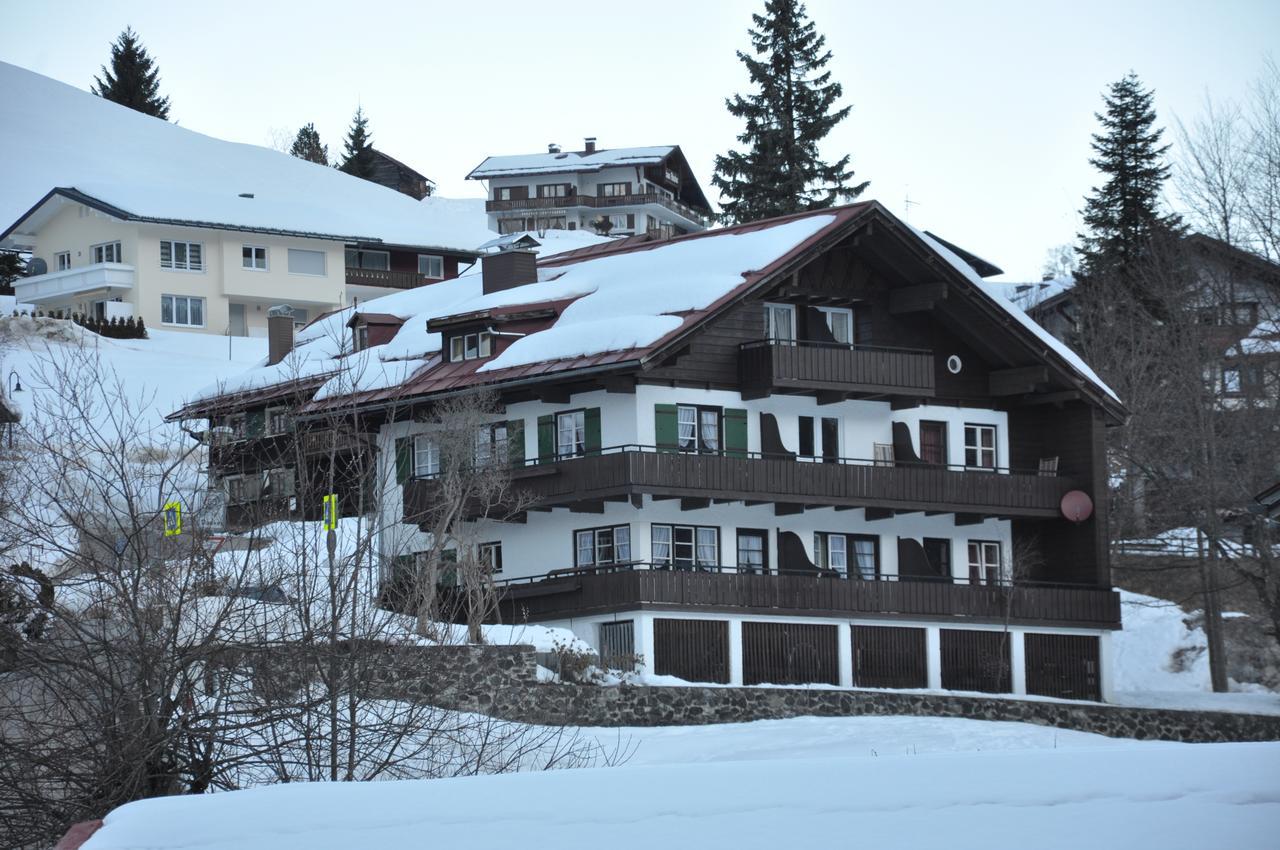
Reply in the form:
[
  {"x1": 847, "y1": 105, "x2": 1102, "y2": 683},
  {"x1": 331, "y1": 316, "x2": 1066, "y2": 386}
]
[
  {"x1": 474, "y1": 422, "x2": 509, "y2": 465},
  {"x1": 55, "y1": 252, "x2": 71, "y2": 271},
  {"x1": 598, "y1": 182, "x2": 631, "y2": 197},
  {"x1": 606, "y1": 213, "x2": 635, "y2": 232},
  {"x1": 536, "y1": 183, "x2": 570, "y2": 198},
  {"x1": 677, "y1": 405, "x2": 721, "y2": 453},
  {"x1": 919, "y1": 421, "x2": 948, "y2": 466},
  {"x1": 652, "y1": 525, "x2": 718, "y2": 570},
  {"x1": 573, "y1": 525, "x2": 631, "y2": 569},
  {"x1": 815, "y1": 532, "x2": 878, "y2": 579},
  {"x1": 159, "y1": 240, "x2": 204, "y2": 271},
  {"x1": 413, "y1": 435, "x2": 441, "y2": 477},
  {"x1": 922, "y1": 538, "x2": 951, "y2": 579},
  {"x1": 764, "y1": 303, "x2": 796, "y2": 343},
  {"x1": 535, "y1": 215, "x2": 568, "y2": 231},
  {"x1": 265, "y1": 467, "x2": 296, "y2": 498},
  {"x1": 736, "y1": 529, "x2": 768, "y2": 574},
  {"x1": 223, "y1": 413, "x2": 247, "y2": 439},
  {"x1": 479, "y1": 542, "x2": 503, "y2": 574},
  {"x1": 798, "y1": 416, "x2": 839, "y2": 461},
  {"x1": 557, "y1": 410, "x2": 585, "y2": 458},
  {"x1": 266, "y1": 407, "x2": 290, "y2": 435},
  {"x1": 817, "y1": 306, "x2": 853, "y2": 344},
  {"x1": 418, "y1": 254, "x2": 444, "y2": 279},
  {"x1": 963, "y1": 424, "x2": 997, "y2": 470},
  {"x1": 92, "y1": 241, "x2": 122, "y2": 264},
  {"x1": 225, "y1": 474, "x2": 257, "y2": 505},
  {"x1": 288, "y1": 248, "x2": 327, "y2": 276},
  {"x1": 354, "y1": 324, "x2": 369, "y2": 352},
  {"x1": 242, "y1": 245, "x2": 268, "y2": 270},
  {"x1": 449, "y1": 331, "x2": 492, "y2": 362},
  {"x1": 160, "y1": 294, "x2": 205, "y2": 327},
  {"x1": 343, "y1": 249, "x2": 389, "y2": 270},
  {"x1": 1221, "y1": 366, "x2": 1242, "y2": 395},
  {"x1": 1230, "y1": 302, "x2": 1259, "y2": 326},
  {"x1": 967, "y1": 540, "x2": 1002, "y2": 585}
]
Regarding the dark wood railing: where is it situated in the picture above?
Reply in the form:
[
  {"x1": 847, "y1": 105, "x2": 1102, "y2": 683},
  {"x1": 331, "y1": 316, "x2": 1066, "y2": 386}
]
[
  {"x1": 345, "y1": 267, "x2": 433, "y2": 290},
  {"x1": 404, "y1": 446, "x2": 1076, "y2": 522},
  {"x1": 740, "y1": 339, "x2": 936, "y2": 398},
  {"x1": 492, "y1": 564, "x2": 1121, "y2": 628},
  {"x1": 485, "y1": 192, "x2": 710, "y2": 226}
]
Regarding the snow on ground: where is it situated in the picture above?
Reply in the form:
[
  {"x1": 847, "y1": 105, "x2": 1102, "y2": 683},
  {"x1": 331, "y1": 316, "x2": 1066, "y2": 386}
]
[{"x1": 80, "y1": 718, "x2": 1280, "y2": 850}]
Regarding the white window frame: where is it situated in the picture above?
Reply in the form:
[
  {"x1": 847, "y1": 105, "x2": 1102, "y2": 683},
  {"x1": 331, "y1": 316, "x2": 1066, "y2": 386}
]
[
  {"x1": 159, "y1": 239, "x2": 204, "y2": 272},
  {"x1": 450, "y1": 331, "x2": 492, "y2": 363},
  {"x1": 92, "y1": 241, "x2": 122, "y2": 264},
  {"x1": 287, "y1": 248, "x2": 328, "y2": 277},
  {"x1": 265, "y1": 467, "x2": 296, "y2": 498},
  {"x1": 418, "y1": 254, "x2": 444, "y2": 279},
  {"x1": 764, "y1": 302, "x2": 796, "y2": 343},
  {"x1": 242, "y1": 245, "x2": 268, "y2": 271},
  {"x1": 967, "y1": 540, "x2": 1003, "y2": 585},
  {"x1": 557, "y1": 410, "x2": 586, "y2": 458},
  {"x1": 55, "y1": 251, "x2": 71, "y2": 271},
  {"x1": 963, "y1": 424, "x2": 998, "y2": 470},
  {"x1": 413, "y1": 435, "x2": 441, "y2": 478},
  {"x1": 160, "y1": 294, "x2": 206, "y2": 328},
  {"x1": 817, "y1": 306, "x2": 854, "y2": 345},
  {"x1": 574, "y1": 525, "x2": 631, "y2": 569},
  {"x1": 479, "y1": 541, "x2": 503, "y2": 574},
  {"x1": 652, "y1": 524, "x2": 718, "y2": 569}
]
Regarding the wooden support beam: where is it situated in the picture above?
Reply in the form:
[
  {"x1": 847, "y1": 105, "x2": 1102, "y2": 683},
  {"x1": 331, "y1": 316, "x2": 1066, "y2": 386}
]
[
  {"x1": 602, "y1": 375, "x2": 636, "y2": 394},
  {"x1": 567, "y1": 500, "x2": 605, "y2": 514},
  {"x1": 834, "y1": 505, "x2": 860, "y2": 511},
  {"x1": 816, "y1": 391, "x2": 846, "y2": 406},
  {"x1": 712, "y1": 498, "x2": 739, "y2": 505},
  {"x1": 989, "y1": 366, "x2": 1050, "y2": 397},
  {"x1": 630, "y1": 495, "x2": 644, "y2": 509},
  {"x1": 925, "y1": 511, "x2": 946, "y2": 517},
  {"x1": 864, "y1": 507, "x2": 894, "y2": 521},
  {"x1": 889, "y1": 281, "x2": 948, "y2": 314},
  {"x1": 954, "y1": 513, "x2": 984, "y2": 526},
  {"x1": 1014, "y1": 390, "x2": 1084, "y2": 407},
  {"x1": 535, "y1": 386, "x2": 572, "y2": 404},
  {"x1": 774, "y1": 503, "x2": 806, "y2": 516},
  {"x1": 745, "y1": 500, "x2": 768, "y2": 507},
  {"x1": 681, "y1": 498, "x2": 711, "y2": 511},
  {"x1": 890, "y1": 398, "x2": 922, "y2": 411},
  {"x1": 651, "y1": 495, "x2": 679, "y2": 502}
]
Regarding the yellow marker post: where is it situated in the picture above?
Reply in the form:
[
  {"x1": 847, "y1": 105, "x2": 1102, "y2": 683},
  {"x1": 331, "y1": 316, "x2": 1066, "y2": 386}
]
[
  {"x1": 322, "y1": 493, "x2": 338, "y2": 531},
  {"x1": 163, "y1": 502, "x2": 182, "y2": 537}
]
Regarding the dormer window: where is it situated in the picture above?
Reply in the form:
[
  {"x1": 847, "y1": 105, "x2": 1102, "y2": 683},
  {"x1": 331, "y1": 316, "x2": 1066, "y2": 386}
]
[
  {"x1": 354, "y1": 324, "x2": 369, "y2": 352},
  {"x1": 450, "y1": 331, "x2": 492, "y2": 363}
]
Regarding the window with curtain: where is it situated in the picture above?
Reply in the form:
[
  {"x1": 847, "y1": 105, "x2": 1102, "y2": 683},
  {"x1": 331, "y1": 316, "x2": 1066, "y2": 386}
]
[
  {"x1": 851, "y1": 537, "x2": 877, "y2": 580},
  {"x1": 413, "y1": 435, "x2": 440, "y2": 477},
  {"x1": 919, "y1": 421, "x2": 948, "y2": 466},
  {"x1": 677, "y1": 405, "x2": 697, "y2": 450},
  {"x1": 764, "y1": 303, "x2": 795, "y2": 342},
  {"x1": 815, "y1": 532, "x2": 878, "y2": 579},
  {"x1": 557, "y1": 410, "x2": 585, "y2": 458},
  {"x1": 653, "y1": 525, "x2": 717, "y2": 569},
  {"x1": 651, "y1": 525, "x2": 672, "y2": 565},
  {"x1": 677, "y1": 405, "x2": 720, "y2": 452},
  {"x1": 737, "y1": 530, "x2": 767, "y2": 574},
  {"x1": 818, "y1": 306, "x2": 853, "y2": 344}
]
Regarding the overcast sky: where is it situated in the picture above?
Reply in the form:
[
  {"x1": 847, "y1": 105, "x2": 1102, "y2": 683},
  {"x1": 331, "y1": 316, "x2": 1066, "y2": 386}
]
[{"x1": 3, "y1": 0, "x2": 1276, "y2": 280}]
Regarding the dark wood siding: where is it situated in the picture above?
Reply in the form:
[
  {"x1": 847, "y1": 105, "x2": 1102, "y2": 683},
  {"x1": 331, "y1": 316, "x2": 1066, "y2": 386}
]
[
  {"x1": 653, "y1": 618, "x2": 730, "y2": 684},
  {"x1": 743, "y1": 621, "x2": 839, "y2": 685},
  {"x1": 852, "y1": 625, "x2": 928, "y2": 688},
  {"x1": 940, "y1": 629, "x2": 1011, "y2": 693},
  {"x1": 1025, "y1": 633, "x2": 1101, "y2": 701}
]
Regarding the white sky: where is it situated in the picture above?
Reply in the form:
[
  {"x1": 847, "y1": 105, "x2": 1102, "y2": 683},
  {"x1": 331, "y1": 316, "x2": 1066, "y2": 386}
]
[{"x1": 3, "y1": 0, "x2": 1276, "y2": 280}]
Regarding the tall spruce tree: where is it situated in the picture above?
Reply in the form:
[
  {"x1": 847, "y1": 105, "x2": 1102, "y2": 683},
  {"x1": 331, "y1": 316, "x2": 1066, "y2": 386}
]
[
  {"x1": 712, "y1": 0, "x2": 865, "y2": 224},
  {"x1": 92, "y1": 27, "x2": 171, "y2": 119},
  {"x1": 290, "y1": 123, "x2": 329, "y2": 165},
  {"x1": 339, "y1": 108, "x2": 376, "y2": 179},
  {"x1": 1077, "y1": 72, "x2": 1182, "y2": 284}
]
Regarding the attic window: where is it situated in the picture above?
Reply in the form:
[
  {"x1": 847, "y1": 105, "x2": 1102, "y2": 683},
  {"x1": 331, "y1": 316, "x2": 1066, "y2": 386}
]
[
  {"x1": 450, "y1": 331, "x2": 492, "y2": 363},
  {"x1": 354, "y1": 323, "x2": 369, "y2": 352}
]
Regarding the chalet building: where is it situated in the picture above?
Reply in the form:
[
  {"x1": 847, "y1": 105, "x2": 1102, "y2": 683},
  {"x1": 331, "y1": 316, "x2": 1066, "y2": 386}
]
[
  {"x1": 172, "y1": 201, "x2": 1126, "y2": 701},
  {"x1": 0, "y1": 63, "x2": 489, "y2": 335},
  {"x1": 364, "y1": 148, "x2": 436, "y2": 201},
  {"x1": 467, "y1": 140, "x2": 714, "y2": 238}
]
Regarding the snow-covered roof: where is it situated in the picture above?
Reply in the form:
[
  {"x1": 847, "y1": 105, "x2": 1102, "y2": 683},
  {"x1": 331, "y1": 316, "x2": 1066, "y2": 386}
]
[
  {"x1": 467, "y1": 145, "x2": 676, "y2": 179},
  {"x1": 0, "y1": 62, "x2": 493, "y2": 253}
]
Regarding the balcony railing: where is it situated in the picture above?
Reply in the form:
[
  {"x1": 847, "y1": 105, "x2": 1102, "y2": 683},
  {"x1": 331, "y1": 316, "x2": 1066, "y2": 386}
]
[
  {"x1": 485, "y1": 192, "x2": 711, "y2": 227},
  {"x1": 490, "y1": 562, "x2": 1121, "y2": 629},
  {"x1": 403, "y1": 445, "x2": 1078, "y2": 523},
  {"x1": 741, "y1": 339, "x2": 936, "y2": 398},
  {"x1": 345, "y1": 267, "x2": 435, "y2": 290},
  {"x1": 15, "y1": 262, "x2": 135, "y2": 303}
]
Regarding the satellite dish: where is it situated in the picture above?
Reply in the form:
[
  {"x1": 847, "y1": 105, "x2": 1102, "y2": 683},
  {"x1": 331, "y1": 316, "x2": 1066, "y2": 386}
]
[
  {"x1": 27, "y1": 257, "x2": 47, "y2": 276},
  {"x1": 1060, "y1": 490, "x2": 1094, "y2": 523}
]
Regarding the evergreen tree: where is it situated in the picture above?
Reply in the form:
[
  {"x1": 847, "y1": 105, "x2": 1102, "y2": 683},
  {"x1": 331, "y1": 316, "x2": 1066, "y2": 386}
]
[
  {"x1": 91, "y1": 27, "x2": 171, "y2": 120},
  {"x1": 289, "y1": 123, "x2": 329, "y2": 165},
  {"x1": 712, "y1": 0, "x2": 866, "y2": 224},
  {"x1": 339, "y1": 108, "x2": 376, "y2": 180},
  {"x1": 1077, "y1": 72, "x2": 1182, "y2": 284}
]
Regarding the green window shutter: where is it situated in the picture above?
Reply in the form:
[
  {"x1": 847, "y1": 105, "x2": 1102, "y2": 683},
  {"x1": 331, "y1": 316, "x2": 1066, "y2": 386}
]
[
  {"x1": 724, "y1": 407, "x2": 748, "y2": 457},
  {"x1": 246, "y1": 409, "x2": 265, "y2": 439},
  {"x1": 507, "y1": 419, "x2": 526, "y2": 465},
  {"x1": 655, "y1": 403, "x2": 678, "y2": 452},
  {"x1": 584, "y1": 407, "x2": 601, "y2": 456},
  {"x1": 537, "y1": 414, "x2": 555, "y2": 463},
  {"x1": 395, "y1": 437, "x2": 412, "y2": 484}
]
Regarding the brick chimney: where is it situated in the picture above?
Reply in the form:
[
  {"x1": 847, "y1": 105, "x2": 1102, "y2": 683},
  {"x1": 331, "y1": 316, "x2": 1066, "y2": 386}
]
[
  {"x1": 482, "y1": 249, "x2": 538, "y2": 295},
  {"x1": 266, "y1": 305, "x2": 295, "y2": 365},
  {"x1": 584, "y1": 136, "x2": 597, "y2": 153}
]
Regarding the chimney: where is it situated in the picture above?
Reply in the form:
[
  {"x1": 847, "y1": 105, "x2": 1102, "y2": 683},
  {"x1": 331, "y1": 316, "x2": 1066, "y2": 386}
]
[
  {"x1": 584, "y1": 136, "x2": 597, "y2": 153},
  {"x1": 548, "y1": 142, "x2": 561, "y2": 154},
  {"x1": 266, "y1": 305, "x2": 295, "y2": 366},
  {"x1": 482, "y1": 249, "x2": 538, "y2": 295}
]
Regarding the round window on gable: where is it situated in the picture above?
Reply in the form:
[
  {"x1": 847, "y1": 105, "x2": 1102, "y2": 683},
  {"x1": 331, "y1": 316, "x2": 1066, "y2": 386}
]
[{"x1": 946, "y1": 355, "x2": 963, "y2": 375}]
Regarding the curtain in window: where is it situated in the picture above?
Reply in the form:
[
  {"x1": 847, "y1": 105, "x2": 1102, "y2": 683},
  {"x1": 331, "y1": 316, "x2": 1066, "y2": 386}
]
[
  {"x1": 414, "y1": 436, "x2": 439, "y2": 476},
  {"x1": 576, "y1": 531, "x2": 595, "y2": 567},
  {"x1": 852, "y1": 538, "x2": 877, "y2": 580},
  {"x1": 558, "y1": 412, "x2": 584, "y2": 457},
  {"x1": 699, "y1": 410, "x2": 720, "y2": 452},
  {"x1": 651, "y1": 526, "x2": 672, "y2": 565},
  {"x1": 827, "y1": 535, "x2": 848, "y2": 575},
  {"x1": 695, "y1": 528, "x2": 718, "y2": 566},
  {"x1": 677, "y1": 406, "x2": 697, "y2": 449},
  {"x1": 614, "y1": 526, "x2": 631, "y2": 561}
]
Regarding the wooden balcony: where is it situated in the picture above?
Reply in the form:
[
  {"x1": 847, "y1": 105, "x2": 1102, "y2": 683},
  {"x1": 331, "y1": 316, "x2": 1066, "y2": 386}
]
[
  {"x1": 740, "y1": 340, "x2": 936, "y2": 399},
  {"x1": 402, "y1": 446, "x2": 1079, "y2": 522},
  {"x1": 493, "y1": 565, "x2": 1121, "y2": 629},
  {"x1": 484, "y1": 192, "x2": 710, "y2": 227},
  {"x1": 345, "y1": 267, "x2": 434, "y2": 290}
]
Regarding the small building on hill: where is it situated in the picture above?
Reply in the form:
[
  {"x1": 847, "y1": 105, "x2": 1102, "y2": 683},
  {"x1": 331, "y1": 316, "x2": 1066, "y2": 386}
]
[{"x1": 365, "y1": 148, "x2": 436, "y2": 201}]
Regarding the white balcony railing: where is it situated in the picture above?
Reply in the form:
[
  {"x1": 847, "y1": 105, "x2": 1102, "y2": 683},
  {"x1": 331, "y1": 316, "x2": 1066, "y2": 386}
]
[{"x1": 15, "y1": 262, "x2": 135, "y2": 303}]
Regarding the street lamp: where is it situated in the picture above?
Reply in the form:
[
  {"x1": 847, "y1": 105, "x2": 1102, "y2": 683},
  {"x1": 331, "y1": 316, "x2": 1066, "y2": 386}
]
[{"x1": 7, "y1": 369, "x2": 21, "y2": 394}]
